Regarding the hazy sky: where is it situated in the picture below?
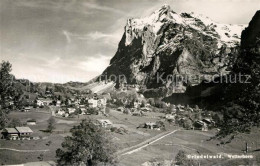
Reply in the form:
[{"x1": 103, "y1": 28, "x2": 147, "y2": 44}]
[{"x1": 0, "y1": 0, "x2": 259, "y2": 83}]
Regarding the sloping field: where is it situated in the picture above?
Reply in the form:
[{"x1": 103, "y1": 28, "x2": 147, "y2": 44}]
[{"x1": 87, "y1": 82, "x2": 115, "y2": 94}]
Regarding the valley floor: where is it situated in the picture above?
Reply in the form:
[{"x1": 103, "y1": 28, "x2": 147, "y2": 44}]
[{"x1": 0, "y1": 108, "x2": 260, "y2": 166}]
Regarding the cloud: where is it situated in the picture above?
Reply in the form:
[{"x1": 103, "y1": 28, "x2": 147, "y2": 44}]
[
  {"x1": 83, "y1": 2, "x2": 124, "y2": 14},
  {"x1": 62, "y1": 30, "x2": 122, "y2": 46},
  {"x1": 87, "y1": 31, "x2": 113, "y2": 40},
  {"x1": 13, "y1": 0, "x2": 93, "y2": 16}
]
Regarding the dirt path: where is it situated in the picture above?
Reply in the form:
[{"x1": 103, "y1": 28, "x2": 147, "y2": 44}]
[
  {"x1": 0, "y1": 148, "x2": 49, "y2": 152},
  {"x1": 117, "y1": 129, "x2": 179, "y2": 157}
]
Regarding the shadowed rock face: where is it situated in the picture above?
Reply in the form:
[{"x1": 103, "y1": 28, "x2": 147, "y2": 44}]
[
  {"x1": 234, "y1": 10, "x2": 260, "y2": 74},
  {"x1": 241, "y1": 10, "x2": 260, "y2": 50},
  {"x1": 102, "y1": 5, "x2": 245, "y2": 95}
]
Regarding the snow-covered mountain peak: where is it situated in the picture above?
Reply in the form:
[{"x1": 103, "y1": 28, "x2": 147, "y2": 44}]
[{"x1": 125, "y1": 5, "x2": 246, "y2": 47}]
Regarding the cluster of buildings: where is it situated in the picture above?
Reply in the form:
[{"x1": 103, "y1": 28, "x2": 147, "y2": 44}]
[
  {"x1": 115, "y1": 99, "x2": 152, "y2": 116},
  {"x1": 163, "y1": 104, "x2": 215, "y2": 131},
  {"x1": 52, "y1": 94, "x2": 108, "y2": 117}
]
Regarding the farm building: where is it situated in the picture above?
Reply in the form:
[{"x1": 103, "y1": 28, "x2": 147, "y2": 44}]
[
  {"x1": 22, "y1": 107, "x2": 31, "y2": 112},
  {"x1": 98, "y1": 98, "x2": 107, "y2": 107},
  {"x1": 68, "y1": 108, "x2": 76, "y2": 114},
  {"x1": 202, "y1": 118, "x2": 215, "y2": 126},
  {"x1": 16, "y1": 127, "x2": 33, "y2": 139},
  {"x1": 56, "y1": 109, "x2": 65, "y2": 116},
  {"x1": 88, "y1": 98, "x2": 98, "y2": 108},
  {"x1": 1, "y1": 127, "x2": 33, "y2": 140},
  {"x1": 144, "y1": 122, "x2": 159, "y2": 130},
  {"x1": 26, "y1": 119, "x2": 36, "y2": 125},
  {"x1": 117, "y1": 107, "x2": 124, "y2": 112},
  {"x1": 37, "y1": 98, "x2": 52, "y2": 106},
  {"x1": 97, "y1": 119, "x2": 113, "y2": 128},
  {"x1": 36, "y1": 99, "x2": 44, "y2": 106},
  {"x1": 56, "y1": 100, "x2": 61, "y2": 107},
  {"x1": 1, "y1": 128, "x2": 19, "y2": 140},
  {"x1": 194, "y1": 120, "x2": 208, "y2": 131}
]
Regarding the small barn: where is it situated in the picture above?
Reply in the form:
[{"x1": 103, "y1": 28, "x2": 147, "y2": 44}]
[
  {"x1": 26, "y1": 119, "x2": 36, "y2": 125},
  {"x1": 1, "y1": 128, "x2": 19, "y2": 140},
  {"x1": 16, "y1": 127, "x2": 33, "y2": 139},
  {"x1": 144, "y1": 122, "x2": 158, "y2": 130},
  {"x1": 194, "y1": 121, "x2": 208, "y2": 131},
  {"x1": 97, "y1": 119, "x2": 113, "y2": 128}
]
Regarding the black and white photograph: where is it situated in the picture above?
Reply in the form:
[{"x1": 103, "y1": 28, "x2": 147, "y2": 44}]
[{"x1": 0, "y1": 0, "x2": 260, "y2": 165}]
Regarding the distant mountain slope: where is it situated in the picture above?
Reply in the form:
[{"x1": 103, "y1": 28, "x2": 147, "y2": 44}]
[{"x1": 102, "y1": 5, "x2": 246, "y2": 95}]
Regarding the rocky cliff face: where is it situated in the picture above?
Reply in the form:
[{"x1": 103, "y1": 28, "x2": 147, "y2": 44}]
[{"x1": 102, "y1": 5, "x2": 245, "y2": 95}]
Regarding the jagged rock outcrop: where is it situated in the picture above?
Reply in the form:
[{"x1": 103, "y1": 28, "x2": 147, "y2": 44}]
[{"x1": 102, "y1": 5, "x2": 245, "y2": 95}]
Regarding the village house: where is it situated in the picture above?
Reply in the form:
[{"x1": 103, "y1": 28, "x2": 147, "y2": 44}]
[
  {"x1": 176, "y1": 106, "x2": 186, "y2": 113},
  {"x1": 1, "y1": 127, "x2": 33, "y2": 140},
  {"x1": 79, "y1": 104, "x2": 85, "y2": 108},
  {"x1": 134, "y1": 101, "x2": 141, "y2": 108},
  {"x1": 22, "y1": 107, "x2": 31, "y2": 112},
  {"x1": 88, "y1": 98, "x2": 98, "y2": 108},
  {"x1": 1, "y1": 128, "x2": 19, "y2": 140},
  {"x1": 26, "y1": 119, "x2": 36, "y2": 125},
  {"x1": 16, "y1": 127, "x2": 33, "y2": 140},
  {"x1": 42, "y1": 98, "x2": 53, "y2": 106},
  {"x1": 202, "y1": 118, "x2": 215, "y2": 127},
  {"x1": 64, "y1": 113, "x2": 69, "y2": 117},
  {"x1": 97, "y1": 119, "x2": 113, "y2": 128},
  {"x1": 79, "y1": 108, "x2": 86, "y2": 115},
  {"x1": 144, "y1": 122, "x2": 159, "y2": 130},
  {"x1": 37, "y1": 98, "x2": 53, "y2": 106},
  {"x1": 8, "y1": 101, "x2": 14, "y2": 106},
  {"x1": 117, "y1": 107, "x2": 124, "y2": 112},
  {"x1": 36, "y1": 99, "x2": 44, "y2": 106},
  {"x1": 194, "y1": 120, "x2": 208, "y2": 131},
  {"x1": 145, "y1": 103, "x2": 151, "y2": 107},
  {"x1": 56, "y1": 100, "x2": 61, "y2": 107},
  {"x1": 56, "y1": 109, "x2": 66, "y2": 116},
  {"x1": 98, "y1": 98, "x2": 107, "y2": 107},
  {"x1": 68, "y1": 108, "x2": 76, "y2": 114}
]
